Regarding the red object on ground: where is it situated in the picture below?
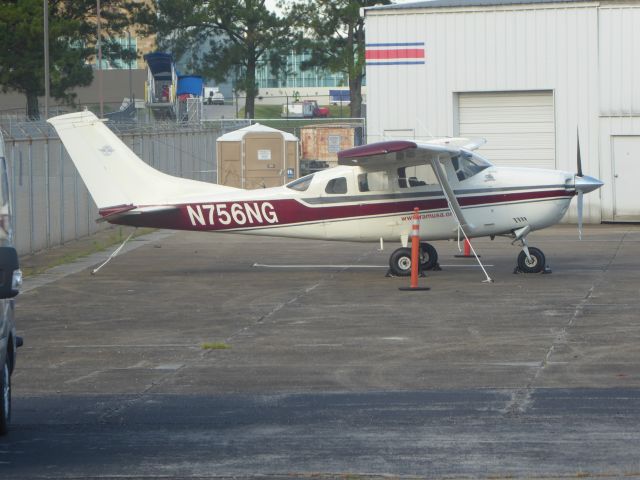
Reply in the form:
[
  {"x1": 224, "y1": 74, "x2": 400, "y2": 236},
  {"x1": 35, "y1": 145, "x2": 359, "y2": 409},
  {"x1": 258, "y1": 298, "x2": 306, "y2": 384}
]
[
  {"x1": 455, "y1": 238, "x2": 475, "y2": 258},
  {"x1": 410, "y1": 208, "x2": 420, "y2": 288},
  {"x1": 399, "y1": 207, "x2": 429, "y2": 291},
  {"x1": 464, "y1": 238, "x2": 471, "y2": 256}
]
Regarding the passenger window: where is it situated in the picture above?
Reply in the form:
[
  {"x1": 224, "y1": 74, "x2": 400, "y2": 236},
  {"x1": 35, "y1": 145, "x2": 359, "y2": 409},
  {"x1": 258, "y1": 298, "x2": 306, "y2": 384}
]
[
  {"x1": 397, "y1": 164, "x2": 438, "y2": 188},
  {"x1": 358, "y1": 171, "x2": 389, "y2": 192},
  {"x1": 325, "y1": 177, "x2": 347, "y2": 194},
  {"x1": 358, "y1": 174, "x2": 369, "y2": 192}
]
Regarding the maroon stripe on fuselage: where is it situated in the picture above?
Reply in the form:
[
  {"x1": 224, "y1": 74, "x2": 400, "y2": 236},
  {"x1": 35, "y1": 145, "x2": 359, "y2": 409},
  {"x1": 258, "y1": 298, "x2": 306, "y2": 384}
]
[
  {"x1": 109, "y1": 189, "x2": 573, "y2": 231},
  {"x1": 459, "y1": 189, "x2": 572, "y2": 207}
]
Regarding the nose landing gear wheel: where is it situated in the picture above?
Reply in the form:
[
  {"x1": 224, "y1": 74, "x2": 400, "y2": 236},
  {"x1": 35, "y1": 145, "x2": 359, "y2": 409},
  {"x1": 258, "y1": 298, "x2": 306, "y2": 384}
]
[{"x1": 517, "y1": 247, "x2": 546, "y2": 274}]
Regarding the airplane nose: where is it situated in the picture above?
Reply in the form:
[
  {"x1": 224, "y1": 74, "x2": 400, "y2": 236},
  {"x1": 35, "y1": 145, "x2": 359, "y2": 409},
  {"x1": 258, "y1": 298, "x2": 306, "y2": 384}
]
[{"x1": 574, "y1": 174, "x2": 604, "y2": 194}]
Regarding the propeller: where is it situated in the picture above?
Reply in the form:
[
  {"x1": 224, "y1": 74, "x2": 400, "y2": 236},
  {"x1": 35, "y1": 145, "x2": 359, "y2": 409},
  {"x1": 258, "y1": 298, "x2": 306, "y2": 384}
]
[
  {"x1": 577, "y1": 130, "x2": 584, "y2": 240},
  {"x1": 577, "y1": 129, "x2": 583, "y2": 177},
  {"x1": 574, "y1": 129, "x2": 604, "y2": 240}
]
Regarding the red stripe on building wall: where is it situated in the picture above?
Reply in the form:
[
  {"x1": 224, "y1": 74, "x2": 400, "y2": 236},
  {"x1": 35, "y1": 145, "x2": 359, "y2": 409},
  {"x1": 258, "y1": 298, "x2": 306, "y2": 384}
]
[{"x1": 365, "y1": 49, "x2": 425, "y2": 60}]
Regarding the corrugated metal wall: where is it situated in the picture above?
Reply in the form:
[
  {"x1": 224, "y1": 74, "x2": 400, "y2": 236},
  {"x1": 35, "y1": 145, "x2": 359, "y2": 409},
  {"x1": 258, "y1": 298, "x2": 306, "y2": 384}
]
[
  {"x1": 365, "y1": 2, "x2": 603, "y2": 222},
  {"x1": 598, "y1": 5, "x2": 640, "y2": 221},
  {"x1": 599, "y1": 6, "x2": 640, "y2": 116}
]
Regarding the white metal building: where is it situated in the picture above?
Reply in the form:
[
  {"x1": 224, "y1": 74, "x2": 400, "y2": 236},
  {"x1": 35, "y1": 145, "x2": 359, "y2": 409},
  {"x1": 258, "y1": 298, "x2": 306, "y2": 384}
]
[{"x1": 364, "y1": 0, "x2": 640, "y2": 223}]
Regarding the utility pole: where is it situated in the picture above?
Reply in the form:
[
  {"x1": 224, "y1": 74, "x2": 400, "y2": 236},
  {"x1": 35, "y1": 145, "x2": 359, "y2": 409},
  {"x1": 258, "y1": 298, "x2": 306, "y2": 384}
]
[
  {"x1": 43, "y1": 0, "x2": 50, "y2": 119},
  {"x1": 97, "y1": 0, "x2": 103, "y2": 117},
  {"x1": 128, "y1": 30, "x2": 133, "y2": 104}
]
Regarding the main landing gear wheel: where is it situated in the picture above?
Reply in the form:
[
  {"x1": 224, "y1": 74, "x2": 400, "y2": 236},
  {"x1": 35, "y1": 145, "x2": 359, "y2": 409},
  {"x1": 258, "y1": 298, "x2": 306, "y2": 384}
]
[
  {"x1": 419, "y1": 242, "x2": 439, "y2": 271},
  {"x1": 388, "y1": 244, "x2": 440, "y2": 277},
  {"x1": 517, "y1": 247, "x2": 546, "y2": 274},
  {"x1": 389, "y1": 248, "x2": 413, "y2": 277}
]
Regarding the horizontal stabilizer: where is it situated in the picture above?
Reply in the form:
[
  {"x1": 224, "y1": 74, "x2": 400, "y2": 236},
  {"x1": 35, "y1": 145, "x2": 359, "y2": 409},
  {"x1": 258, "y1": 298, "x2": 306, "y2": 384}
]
[
  {"x1": 97, "y1": 205, "x2": 180, "y2": 223},
  {"x1": 97, "y1": 204, "x2": 136, "y2": 222}
]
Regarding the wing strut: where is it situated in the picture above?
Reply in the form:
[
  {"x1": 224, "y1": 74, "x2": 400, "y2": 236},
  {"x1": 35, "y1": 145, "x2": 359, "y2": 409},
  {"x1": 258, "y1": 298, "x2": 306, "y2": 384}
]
[
  {"x1": 429, "y1": 156, "x2": 493, "y2": 283},
  {"x1": 428, "y1": 157, "x2": 472, "y2": 233}
]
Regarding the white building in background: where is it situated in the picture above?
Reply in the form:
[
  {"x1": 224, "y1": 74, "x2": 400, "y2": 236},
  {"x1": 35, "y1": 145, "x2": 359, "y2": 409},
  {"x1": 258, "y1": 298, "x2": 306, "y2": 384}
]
[{"x1": 364, "y1": 0, "x2": 640, "y2": 223}]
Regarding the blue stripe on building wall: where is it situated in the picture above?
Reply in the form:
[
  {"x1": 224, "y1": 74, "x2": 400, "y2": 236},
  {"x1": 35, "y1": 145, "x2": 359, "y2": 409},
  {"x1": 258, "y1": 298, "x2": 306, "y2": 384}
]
[{"x1": 365, "y1": 42, "x2": 425, "y2": 47}]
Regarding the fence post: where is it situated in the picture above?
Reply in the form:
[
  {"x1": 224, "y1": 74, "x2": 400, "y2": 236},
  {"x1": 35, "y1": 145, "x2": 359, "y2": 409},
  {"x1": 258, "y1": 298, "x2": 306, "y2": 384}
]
[
  {"x1": 60, "y1": 141, "x2": 64, "y2": 245},
  {"x1": 9, "y1": 143, "x2": 18, "y2": 251},
  {"x1": 45, "y1": 139, "x2": 51, "y2": 249},
  {"x1": 74, "y1": 153, "x2": 79, "y2": 241},
  {"x1": 28, "y1": 141, "x2": 34, "y2": 254}
]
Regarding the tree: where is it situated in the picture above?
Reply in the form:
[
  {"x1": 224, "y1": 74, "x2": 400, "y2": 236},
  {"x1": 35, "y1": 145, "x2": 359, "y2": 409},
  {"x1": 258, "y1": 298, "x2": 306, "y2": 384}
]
[
  {"x1": 0, "y1": 0, "x2": 135, "y2": 119},
  {"x1": 285, "y1": 0, "x2": 390, "y2": 118},
  {"x1": 135, "y1": 0, "x2": 292, "y2": 119}
]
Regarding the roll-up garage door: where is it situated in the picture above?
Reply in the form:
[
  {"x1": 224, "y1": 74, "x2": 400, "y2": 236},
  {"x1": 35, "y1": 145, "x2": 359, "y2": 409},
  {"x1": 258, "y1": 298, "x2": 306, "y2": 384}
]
[{"x1": 458, "y1": 91, "x2": 555, "y2": 169}]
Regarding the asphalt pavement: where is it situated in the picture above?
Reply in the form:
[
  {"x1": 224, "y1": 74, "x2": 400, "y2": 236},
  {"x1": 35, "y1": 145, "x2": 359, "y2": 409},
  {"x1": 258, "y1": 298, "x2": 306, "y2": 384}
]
[{"x1": 3, "y1": 224, "x2": 640, "y2": 479}]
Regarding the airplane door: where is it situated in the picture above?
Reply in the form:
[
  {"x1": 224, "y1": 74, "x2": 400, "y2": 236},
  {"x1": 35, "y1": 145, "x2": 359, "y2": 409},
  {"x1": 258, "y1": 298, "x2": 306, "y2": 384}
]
[
  {"x1": 321, "y1": 171, "x2": 358, "y2": 240},
  {"x1": 612, "y1": 136, "x2": 640, "y2": 221}
]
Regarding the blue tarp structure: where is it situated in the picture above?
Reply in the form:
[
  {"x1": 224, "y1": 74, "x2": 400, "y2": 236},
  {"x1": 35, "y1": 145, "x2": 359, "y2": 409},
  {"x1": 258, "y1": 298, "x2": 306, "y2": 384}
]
[
  {"x1": 143, "y1": 52, "x2": 173, "y2": 80},
  {"x1": 329, "y1": 89, "x2": 350, "y2": 102},
  {"x1": 177, "y1": 75, "x2": 204, "y2": 96}
]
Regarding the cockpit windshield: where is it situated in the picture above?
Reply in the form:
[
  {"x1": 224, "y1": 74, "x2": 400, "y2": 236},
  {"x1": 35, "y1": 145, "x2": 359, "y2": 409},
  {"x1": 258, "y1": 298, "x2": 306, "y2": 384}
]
[
  {"x1": 286, "y1": 173, "x2": 314, "y2": 191},
  {"x1": 451, "y1": 153, "x2": 491, "y2": 181}
]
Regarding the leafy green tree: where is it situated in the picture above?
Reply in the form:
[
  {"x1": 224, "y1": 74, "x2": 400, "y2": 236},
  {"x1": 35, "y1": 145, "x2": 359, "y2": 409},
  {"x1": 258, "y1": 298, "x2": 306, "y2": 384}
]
[
  {"x1": 0, "y1": 0, "x2": 135, "y2": 119},
  {"x1": 285, "y1": 0, "x2": 390, "y2": 118},
  {"x1": 135, "y1": 0, "x2": 292, "y2": 119}
]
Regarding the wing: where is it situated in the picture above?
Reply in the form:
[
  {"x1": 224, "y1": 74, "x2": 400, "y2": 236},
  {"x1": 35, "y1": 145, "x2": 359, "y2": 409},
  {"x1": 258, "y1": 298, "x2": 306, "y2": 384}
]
[
  {"x1": 337, "y1": 139, "x2": 483, "y2": 233},
  {"x1": 337, "y1": 140, "x2": 452, "y2": 169},
  {"x1": 336, "y1": 138, "x2": 485, "y2": 168}
]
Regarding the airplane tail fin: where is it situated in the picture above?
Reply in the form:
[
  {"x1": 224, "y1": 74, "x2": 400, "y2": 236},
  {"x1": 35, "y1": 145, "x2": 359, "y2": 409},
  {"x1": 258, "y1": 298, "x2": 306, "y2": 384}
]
[{"x1": 48, "y1": 111, "x2": 238, "y2": 210}]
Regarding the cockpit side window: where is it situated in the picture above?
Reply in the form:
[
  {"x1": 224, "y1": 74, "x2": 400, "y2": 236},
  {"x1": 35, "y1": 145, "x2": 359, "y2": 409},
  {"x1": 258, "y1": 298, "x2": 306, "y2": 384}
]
[
  {"x1": 325, "y1": 177, "x2": 348, "y2": 194},
  {"x1": 451, "y1": 153, "x2": 490, "y2": 181},
  {"x1": 286, "y1": 174, "x2": 314, "y2": 192}
]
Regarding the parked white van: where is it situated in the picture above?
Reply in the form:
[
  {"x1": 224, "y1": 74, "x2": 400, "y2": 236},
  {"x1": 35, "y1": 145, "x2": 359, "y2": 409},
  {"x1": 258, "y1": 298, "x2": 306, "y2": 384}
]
[{"x1": 0, "y1": 130, "x2": 23, "y2": 435}]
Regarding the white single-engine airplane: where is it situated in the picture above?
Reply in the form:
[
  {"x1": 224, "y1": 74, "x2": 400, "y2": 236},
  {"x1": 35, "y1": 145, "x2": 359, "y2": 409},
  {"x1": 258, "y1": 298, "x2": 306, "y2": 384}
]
[{"x1": 48, "y1": 111, "x2": 603, "y2": 277}]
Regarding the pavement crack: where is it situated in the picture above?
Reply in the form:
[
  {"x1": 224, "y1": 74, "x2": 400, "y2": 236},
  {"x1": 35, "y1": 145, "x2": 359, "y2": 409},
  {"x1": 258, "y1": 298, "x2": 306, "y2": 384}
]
[
  {"x1": 504, "y1": 230, "x2": 629, "y2": 416},
  {"x1": 223, "y1": 250, "x2": 376, "y2": 345}
]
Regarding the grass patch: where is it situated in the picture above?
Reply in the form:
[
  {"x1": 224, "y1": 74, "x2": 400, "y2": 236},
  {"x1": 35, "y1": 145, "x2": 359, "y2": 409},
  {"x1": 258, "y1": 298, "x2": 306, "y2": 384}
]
[
  {"x1": 201, "y1": 342, "x2": 231, "y2": 350},
  {"x1": 247, "y1": 104, "x2": 281, "y2": 118},
  {"x1": 240, "y1": 103, "x2": 355, "y2": 120}
]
